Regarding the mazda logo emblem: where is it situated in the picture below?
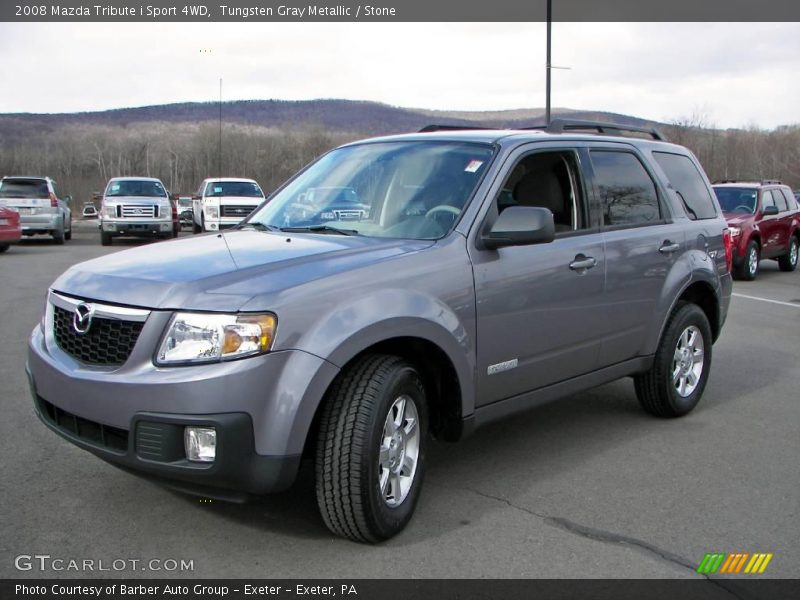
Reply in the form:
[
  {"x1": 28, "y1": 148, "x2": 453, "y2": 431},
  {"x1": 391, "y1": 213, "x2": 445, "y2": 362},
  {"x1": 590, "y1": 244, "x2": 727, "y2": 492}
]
[{"x1": 73, "y1": 303, "x2": 95, "y2": 335}]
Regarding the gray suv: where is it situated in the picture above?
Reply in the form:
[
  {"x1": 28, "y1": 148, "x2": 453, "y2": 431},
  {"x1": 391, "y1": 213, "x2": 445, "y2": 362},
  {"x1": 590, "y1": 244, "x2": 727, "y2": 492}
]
[{"x1": 26, "y1": 121, "x2": 732, "y2": 543}]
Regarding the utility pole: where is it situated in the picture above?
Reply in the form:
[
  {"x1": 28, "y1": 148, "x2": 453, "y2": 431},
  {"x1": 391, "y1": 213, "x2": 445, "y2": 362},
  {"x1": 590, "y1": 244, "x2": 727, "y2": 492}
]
[
  {"x1": 218, "y1": 78, "x2": 223, "y2": 177},
  {"x1": 546, "y1": 0, "x2": 552, "y2": 125}
]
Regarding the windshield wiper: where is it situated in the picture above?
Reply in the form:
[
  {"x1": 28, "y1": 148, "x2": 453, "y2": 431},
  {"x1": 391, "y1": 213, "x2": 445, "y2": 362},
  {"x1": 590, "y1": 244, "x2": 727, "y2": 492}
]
[
  {"x1": 236, "y1": 222, "x2": 281, "y2": 232},
  {"x1": 279, "y1": 225, "x2": 359, "y2": 236}
]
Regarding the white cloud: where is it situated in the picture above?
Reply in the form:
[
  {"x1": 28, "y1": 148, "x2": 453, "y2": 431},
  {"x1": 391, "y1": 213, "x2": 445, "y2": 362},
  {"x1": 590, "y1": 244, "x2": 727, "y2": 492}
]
[{"x1": 0, "y1": 22, "x2": 797, "y2": 128}]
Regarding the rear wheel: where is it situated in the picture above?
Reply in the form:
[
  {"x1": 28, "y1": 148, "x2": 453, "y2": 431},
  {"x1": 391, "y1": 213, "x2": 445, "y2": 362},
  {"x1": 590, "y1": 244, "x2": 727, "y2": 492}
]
[
  {"x1": 735, "y1": 240, "x2": 759, "y2": 280},
  {"x1": 52, "y1": 221, "x2": 65, "y2": 245},
  {"x1": 778, "y1": 236, "x2": 798, "y2": 272},
  {"x1": 634, "y1": 302, "x2": 712, "y2": 418},
  {"x1": 100, "y1": 232, "x2": 113, "y2": 246},
  {"x1": 0, "y1": 243, "x2": 9, "y2": 253},
  {"x1": 315, "y1": 354, "x2": 428, "y2": 543},
  {"x1": 64, "y1": 218, "x2": 72, "y2": 240}
]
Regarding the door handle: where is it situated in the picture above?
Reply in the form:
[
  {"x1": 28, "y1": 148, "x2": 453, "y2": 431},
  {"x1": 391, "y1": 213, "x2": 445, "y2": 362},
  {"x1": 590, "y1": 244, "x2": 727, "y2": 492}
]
[
  {"x1": 659, "y1": 241, "x2": 680, "y2": 254},
  {"x1": 569, "y1": 255, "x2": 597, "y2": 271}
]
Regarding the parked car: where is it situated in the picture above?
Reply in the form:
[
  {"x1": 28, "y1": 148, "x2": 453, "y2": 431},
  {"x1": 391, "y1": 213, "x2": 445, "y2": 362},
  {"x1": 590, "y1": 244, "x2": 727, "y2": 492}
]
[
  {"x1": 99, "y1": 177, "x2": 177, "y2": 246},
  {"x1": 27, "y1": 121, "x2": 732, "y2": 543},
  {"x1": 713, "y1": 180, "x2": 800, "y2": 280},
  {"x1": 176, "y1": 196, "x2": 193, "y2": 228},
  {"x1": 192, "y1": 178, "x2": 265, "y2": 233},
  {"x1": 82, "y1": 205, "x2": 98, "y2": 218},
  {"x1": 0, "y1": 206, "x2": 22, "y2": 252},
  {"x1": 0, "y1": 176, "x2": 72, "y2": 244}
]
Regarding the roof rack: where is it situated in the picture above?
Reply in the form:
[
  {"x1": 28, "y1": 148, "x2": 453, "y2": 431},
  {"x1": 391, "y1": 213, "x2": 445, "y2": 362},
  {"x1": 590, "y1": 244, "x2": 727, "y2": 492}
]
[
  {"x1": 712, "y1": 179, "x2": 782, "y2": 185},
  {"x1": 419, "y1": 119, "x2": 668, "y2": 141},
  {"x1": 539, "y1": 119, "x2": 667, "y2": 141},
  {"x1": 418, "y1": 124, "x2": 494, "y2": 133}
]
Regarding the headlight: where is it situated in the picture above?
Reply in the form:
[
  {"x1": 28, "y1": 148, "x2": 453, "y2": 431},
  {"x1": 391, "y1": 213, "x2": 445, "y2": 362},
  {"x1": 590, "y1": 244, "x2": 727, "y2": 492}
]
[
  {"x1": 156, "y1": 312, "x2": 277, "y2": 365},
  {"x1": 103, "y1": 204, "x2": 116, "y2": 218},
  {"x1": 728, "y1": 226, "x2": 741, "y2": 238},
  {"x1": 205, "y1": 205, "x2": 219, "y2": 219}
]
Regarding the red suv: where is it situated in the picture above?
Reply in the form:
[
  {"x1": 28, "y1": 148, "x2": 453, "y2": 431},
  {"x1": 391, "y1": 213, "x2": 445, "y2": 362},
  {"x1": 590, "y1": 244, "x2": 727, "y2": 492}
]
[{"x1": 713, "y1": 181, "x2": 800, "y2": 280}]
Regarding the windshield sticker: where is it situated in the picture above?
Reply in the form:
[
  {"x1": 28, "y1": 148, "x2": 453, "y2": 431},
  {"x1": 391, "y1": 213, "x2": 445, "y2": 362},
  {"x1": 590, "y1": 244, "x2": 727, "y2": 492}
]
[
  {"x1": 465, "y1": 160, "x2": 483, "y2": 173},
  {"x1": 110, "y1": 184, "x2": 120, "y2": 192},
  {"x1": 214, "y1": 186, "x2": 223, "y2": 193}
]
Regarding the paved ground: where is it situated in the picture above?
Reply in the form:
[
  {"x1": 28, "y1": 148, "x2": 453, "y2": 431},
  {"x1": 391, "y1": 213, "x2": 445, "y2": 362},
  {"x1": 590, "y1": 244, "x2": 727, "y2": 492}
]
[{"x1": 1, "y1": 224, "x2": 798, "y2": 579}]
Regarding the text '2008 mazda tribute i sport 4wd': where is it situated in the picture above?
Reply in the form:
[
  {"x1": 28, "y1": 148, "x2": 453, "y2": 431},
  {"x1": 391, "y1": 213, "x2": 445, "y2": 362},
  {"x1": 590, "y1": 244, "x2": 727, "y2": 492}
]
[{"x1": 27, "y1": 121, "x2": 733, "y2": 542}]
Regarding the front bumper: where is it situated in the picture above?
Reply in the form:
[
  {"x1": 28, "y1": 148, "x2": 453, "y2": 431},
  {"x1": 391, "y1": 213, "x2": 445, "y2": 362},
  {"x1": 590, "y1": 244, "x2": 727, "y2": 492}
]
[
  {"x1": 203, "y1": 217, "x2": 245, "y2": 231},
  {"x1": 29, "y1": 382, "x2": 300, "y2": 500},
  {"x1": 102, "y1": 220, "x2": 172, "y2": 236},
  {"x1": 27, "y1": 309, "x2": 339, "y2": 498}
]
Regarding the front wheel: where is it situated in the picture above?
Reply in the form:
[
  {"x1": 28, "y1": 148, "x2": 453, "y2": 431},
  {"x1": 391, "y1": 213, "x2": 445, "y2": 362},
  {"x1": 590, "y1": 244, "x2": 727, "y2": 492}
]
[
  {"x1": 778, "y1": 236, "x2": 798, "y2": 272},
  {"x1": 315, "y1": 354, "x2": 428, "y2": 543},
  {"x1": 100, "y1": 231, "x2": 113, "y2": 246},
  {"x1": 634, "y1": 302, "x2": 712, "y2": 418}
]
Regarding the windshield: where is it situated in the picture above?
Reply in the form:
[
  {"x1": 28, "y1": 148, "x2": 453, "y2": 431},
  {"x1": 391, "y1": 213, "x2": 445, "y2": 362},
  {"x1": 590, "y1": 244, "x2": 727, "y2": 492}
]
[
  {"x1": 247, "y1": 141, "x2": 494, "y2": 239},
  {"x1": 714, "y1": 187, "x2": 757, "y2": 214},
  {"x1": 0, "y1": 179, "x2": 49, "y2": 198},
  {"x1": 204, "y1": 181, "x2": 263, "y2": 198},
  {"x1": 106, "y1": 180, "x2": 166, "y2": 198}
]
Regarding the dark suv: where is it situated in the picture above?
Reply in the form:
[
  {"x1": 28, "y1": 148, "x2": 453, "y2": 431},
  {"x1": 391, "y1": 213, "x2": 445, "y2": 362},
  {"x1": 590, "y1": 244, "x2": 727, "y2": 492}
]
[
  {"x1": 27, "y1": 121, "x2": 732, "y2": 543},
  {"x1": 713, "y1": 180, "x2": 800, "y2": 280}
]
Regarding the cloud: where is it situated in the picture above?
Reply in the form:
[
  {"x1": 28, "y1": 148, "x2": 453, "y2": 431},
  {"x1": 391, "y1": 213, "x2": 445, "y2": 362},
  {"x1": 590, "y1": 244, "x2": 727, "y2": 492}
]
[{"x1": 0, "y1": 22, "x2": 797, "y2": 128}]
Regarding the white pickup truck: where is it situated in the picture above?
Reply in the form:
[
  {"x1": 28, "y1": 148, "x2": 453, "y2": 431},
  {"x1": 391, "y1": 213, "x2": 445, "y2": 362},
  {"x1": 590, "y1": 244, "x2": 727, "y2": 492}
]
[{"x1": 192, "y1": 178, "x2": 266, "y2": 233}]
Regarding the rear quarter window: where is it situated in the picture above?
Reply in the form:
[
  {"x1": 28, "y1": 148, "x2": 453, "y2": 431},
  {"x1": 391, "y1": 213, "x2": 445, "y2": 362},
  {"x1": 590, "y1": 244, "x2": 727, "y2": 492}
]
[{"x1": 652, "y1": 152, "x2": 718, "y2": 220}]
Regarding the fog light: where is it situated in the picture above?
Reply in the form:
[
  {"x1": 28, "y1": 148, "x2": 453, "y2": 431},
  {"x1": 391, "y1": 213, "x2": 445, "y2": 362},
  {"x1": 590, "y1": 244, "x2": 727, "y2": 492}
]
[
  {"x1": 161, "y1": 223, "x2": 171, "y2": 231},
  {"x1": 210, "y1": 223, "x2": 217, "y2": 230},
  {"x1": 184, "y1": 427, "x2": 216, "y2": 462}
]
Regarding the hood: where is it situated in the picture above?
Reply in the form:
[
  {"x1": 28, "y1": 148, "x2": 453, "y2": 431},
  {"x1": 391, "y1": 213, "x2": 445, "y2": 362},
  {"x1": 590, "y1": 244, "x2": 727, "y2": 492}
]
[
  {"x1": 723, "y1": 212, "x2": 755, "y2": 226},
  {"x1": 51, "y1": 231, "x2": 433, "y2": 311}
]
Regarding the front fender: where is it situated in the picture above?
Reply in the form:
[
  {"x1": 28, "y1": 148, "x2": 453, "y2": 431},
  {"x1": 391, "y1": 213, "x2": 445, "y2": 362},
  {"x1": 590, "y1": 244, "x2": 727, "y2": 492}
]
[{"x1": 294, "y1": 289, "x2": 476, "y2": 418}]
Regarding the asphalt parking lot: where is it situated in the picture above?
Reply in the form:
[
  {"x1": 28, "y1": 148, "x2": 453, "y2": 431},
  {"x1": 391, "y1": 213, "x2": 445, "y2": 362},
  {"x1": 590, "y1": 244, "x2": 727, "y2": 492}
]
[{"x1": 1, "y1": 223, "x2": 798, "y2": 579}]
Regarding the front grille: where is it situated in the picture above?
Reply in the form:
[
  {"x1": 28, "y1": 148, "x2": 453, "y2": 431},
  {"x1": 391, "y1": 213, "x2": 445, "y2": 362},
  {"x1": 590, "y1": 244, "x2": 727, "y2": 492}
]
[
  {"x1": 38, "y1": 396, "x2": 128, "y2": 453},
  {"x1": 53, "y1": 305, "x2": 144, "y2": 366},
  {"x1": 221, "y1": 204, "x2": 255, "y2": 218},
  {"x1": 120, "y1": 204, "x2": 157, "y2": 218}
]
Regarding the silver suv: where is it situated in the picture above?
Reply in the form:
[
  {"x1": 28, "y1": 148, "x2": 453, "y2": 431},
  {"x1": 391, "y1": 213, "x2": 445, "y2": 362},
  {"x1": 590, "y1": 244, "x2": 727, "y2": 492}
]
[
  {"x1": 0, "y1": 176, "x2": 72, "y2": 244},
  {"x1": 27, "y1": 121, "x2": 732, "y2": 543}
]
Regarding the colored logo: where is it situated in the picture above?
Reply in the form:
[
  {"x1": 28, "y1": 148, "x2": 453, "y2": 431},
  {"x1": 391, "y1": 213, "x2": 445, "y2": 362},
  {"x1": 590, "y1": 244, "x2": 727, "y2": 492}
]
[{"x1": 697, "y1": 552, "x2": 773, "y2": 575}]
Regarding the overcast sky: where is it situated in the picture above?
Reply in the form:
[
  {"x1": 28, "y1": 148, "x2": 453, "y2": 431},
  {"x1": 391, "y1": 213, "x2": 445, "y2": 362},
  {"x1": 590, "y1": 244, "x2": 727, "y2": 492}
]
[{"x1": 0, "y1": 22, "x2": 797, "y2": 128}]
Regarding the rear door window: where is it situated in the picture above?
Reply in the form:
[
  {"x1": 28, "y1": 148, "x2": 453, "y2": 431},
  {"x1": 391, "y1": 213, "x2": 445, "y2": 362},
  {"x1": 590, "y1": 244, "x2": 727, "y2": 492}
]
[
  {"x1": 590, "y1": 151, "x2": 661, "y2": 227},
  {"x1": 652, "y1": 152, "x2": 717, "y2": 220},
  {"x1": 773, "y1": 189, "x2": 788, "y2": 212}
]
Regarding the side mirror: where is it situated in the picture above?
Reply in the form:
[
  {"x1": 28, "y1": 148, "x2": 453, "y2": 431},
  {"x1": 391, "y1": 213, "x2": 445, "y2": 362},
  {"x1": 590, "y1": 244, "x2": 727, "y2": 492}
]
[
  {"x1": 169, "y1": 193, "x2": 179, "y2": 201},
  {"x1": 64, "y1": 195, "x2": 72, "y2": 204},
  {"x1": 191, "y1": 194, "x2": 201, "y2": 201},
  {"x1": 482, "y1": 206, "x2": 555, "y2": 250},
  {"x1": 762, "y1": 205, "x2": 779, "y2": 216},
  {"x1": 92, "y1": 192, "x2": 102, "y2": 202}
]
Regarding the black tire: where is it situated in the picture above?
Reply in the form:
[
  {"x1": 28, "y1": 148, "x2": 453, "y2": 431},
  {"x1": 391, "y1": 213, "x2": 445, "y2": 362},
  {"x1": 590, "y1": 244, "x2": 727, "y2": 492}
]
[
  {"x1": 634, "y1": 302, "x2": 713, "y2": 418},
  {"x1": 0, "y1": 244, "x2": 9, "y2": 253},
  {"x1": 315, "y1": 354, "x2": 428, "y2": 543},
  {"x1": 64, "y1": 219, "x2": 72, "y2": 241},
  {"x1": 193, "y1": 220, "x2": 202, "y2": 234},
  {"x1": 100, "y1": 232, "x2": 113, "y2": 246},
  {"x1": 52, "y1": 224, "x2": 65, "y2": 245},
  {"x1": 777, "y1": 236, "x2": 798, "y2": 272},
  {"x1": 734, "y1": 240, "x2": 759, "y2": 281}
]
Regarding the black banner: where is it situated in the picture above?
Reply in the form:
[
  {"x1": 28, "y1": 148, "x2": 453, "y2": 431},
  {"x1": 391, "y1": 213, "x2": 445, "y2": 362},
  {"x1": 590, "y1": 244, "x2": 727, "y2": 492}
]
[
  {"x1": 3, "y1": 0, "x2": 800, "y2": 22},
  {"x1": 4, "y1": 580, "x2": 800, "y2": 600}
]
